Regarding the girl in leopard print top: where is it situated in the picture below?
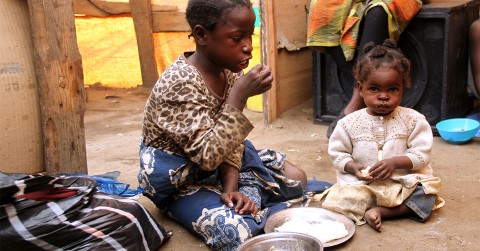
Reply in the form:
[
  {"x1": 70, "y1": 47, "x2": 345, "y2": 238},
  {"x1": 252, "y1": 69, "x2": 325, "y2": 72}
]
[{"x1": 138, "y1": 1, "x2": 316, "y2": 250}]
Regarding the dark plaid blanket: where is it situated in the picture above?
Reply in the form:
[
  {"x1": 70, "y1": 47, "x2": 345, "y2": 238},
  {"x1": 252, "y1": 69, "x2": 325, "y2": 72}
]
[{"x1": 0, "y1": 173, "x2": 171, "y2": 250}]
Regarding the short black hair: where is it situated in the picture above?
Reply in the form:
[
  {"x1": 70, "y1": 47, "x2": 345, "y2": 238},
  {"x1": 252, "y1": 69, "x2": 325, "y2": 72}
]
[
  {"x1": 186, "y1": 0, "x2": 252, "y2": 32},
  {"x1": 354, "y1": 39, "x2": 412, "y2": 88}
]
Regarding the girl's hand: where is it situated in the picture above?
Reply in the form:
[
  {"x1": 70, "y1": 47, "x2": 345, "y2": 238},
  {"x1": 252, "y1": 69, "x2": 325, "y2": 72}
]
[
  {"x1": 356, "y1": 165, "x2": 374, "y2": 181},
  {"x1": 227, "y1": 64, "x2": 273, "y2": 111},
  {"x1": 219, "y1": 164, "x2": 258, "y2": 215},
  {"x1": 369, "y1": 159, "x2": 397, "y2": 180},
  {"x1": 239, "y1": 64, "x2": 273, "y2": 97},
  {"x1": 369, "y1": 156, "x2": 413, "y2": 180},
  {"x1": 345, "y1": 161, "x2": 373, "y2": 181},
  {"x1": 220, "y1": 191, "x2": 259, "y2": 215}
]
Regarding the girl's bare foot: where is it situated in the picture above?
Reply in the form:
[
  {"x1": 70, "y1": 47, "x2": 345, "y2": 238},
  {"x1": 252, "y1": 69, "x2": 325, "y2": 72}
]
[{"x1": 365, "y1": 208, "x2": 382, "y2": 232}]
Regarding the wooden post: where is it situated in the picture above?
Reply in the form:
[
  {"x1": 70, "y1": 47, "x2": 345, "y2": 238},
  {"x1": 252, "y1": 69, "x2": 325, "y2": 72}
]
[
  {"x1": 130, "y1": 0, "x2": 158, "y2": 88},
  {"x1": 261, "y1": 0, "x2": 279, "y2": 123},
  {"x1": 27, "y1": 0, "x2": 87, "y2": 174}
]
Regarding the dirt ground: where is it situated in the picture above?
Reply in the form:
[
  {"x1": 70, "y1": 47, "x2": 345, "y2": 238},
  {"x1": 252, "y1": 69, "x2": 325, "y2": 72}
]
[{"x1": 84, "y1": 86, "x2": 480, "y2": 251}]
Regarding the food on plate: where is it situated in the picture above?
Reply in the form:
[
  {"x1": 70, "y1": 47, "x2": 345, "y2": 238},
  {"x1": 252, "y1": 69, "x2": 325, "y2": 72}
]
[{"x1": 274, "y1": 217, "x2": 349, "y2": 243}]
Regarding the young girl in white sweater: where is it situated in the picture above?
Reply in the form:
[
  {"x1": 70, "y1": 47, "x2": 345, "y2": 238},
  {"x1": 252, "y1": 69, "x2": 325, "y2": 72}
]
[{"x1": 326, "y1": 39, "x2": 443, "y2": 231}]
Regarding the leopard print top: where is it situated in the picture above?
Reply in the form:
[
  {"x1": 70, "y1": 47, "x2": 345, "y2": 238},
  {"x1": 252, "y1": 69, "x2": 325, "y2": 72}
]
[{"x1": 141, "y1": 53, "x2": 254, "y2": 171}]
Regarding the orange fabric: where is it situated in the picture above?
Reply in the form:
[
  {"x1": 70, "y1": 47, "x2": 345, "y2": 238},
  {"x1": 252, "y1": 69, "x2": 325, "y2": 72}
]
[
  {"x1": 307, "y1": 0, "x2": 423, "y2": 61},
  {"x1": 387, "y1": 0, "x2": 422, "y2": 22},
  {"x1": 307, "y1": 0, "x2": 346, "y2": 37},
  {"x1": 342, "y1": 16, "x2": 360, "y2": 47}
]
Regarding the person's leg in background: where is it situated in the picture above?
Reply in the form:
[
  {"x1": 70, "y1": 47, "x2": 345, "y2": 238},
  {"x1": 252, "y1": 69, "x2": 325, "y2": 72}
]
[
  {"x1": 326, "y1": 6, "x2": 389, "y2": 138},
  {"x1": 470, "y1": 19, "x2": 480, "y2": 102}
]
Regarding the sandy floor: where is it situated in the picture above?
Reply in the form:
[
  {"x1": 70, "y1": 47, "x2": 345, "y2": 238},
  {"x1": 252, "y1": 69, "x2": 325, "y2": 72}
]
[{"x1": 85, "y1": 86, "x2": 480, "y2": 250}]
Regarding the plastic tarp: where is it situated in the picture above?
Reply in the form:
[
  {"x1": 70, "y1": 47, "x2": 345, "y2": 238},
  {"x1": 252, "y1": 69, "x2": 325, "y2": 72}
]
[{"x1": 0, "y1": 173, "x2": 171, "y2": 250}]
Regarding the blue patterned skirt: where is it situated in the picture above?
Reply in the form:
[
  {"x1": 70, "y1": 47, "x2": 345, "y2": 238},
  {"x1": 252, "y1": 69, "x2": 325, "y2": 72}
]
[{"x1": 138, "y1": 140, "x2": 329, "y2": 251}]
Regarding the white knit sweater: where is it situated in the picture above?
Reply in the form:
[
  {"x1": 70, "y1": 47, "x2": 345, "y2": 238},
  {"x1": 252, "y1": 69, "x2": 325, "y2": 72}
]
[{"x1": 328, "y1": 107, "x2": 434, "y2": 185}]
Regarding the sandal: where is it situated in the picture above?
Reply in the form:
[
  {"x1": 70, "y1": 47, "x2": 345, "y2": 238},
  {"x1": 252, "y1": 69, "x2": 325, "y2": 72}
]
[{"x1": 326, "y1": 110, "x2": 346, "y2": 139}]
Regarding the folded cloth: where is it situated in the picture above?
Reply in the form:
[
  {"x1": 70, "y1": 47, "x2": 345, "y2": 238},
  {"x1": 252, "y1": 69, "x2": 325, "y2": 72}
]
[{"x1": 312, "y1": 175, "x2": 444, "y2": 225}]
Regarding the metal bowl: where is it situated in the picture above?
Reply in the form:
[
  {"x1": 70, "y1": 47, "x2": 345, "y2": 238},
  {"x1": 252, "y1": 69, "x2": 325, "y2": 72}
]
[
  {"x1": 264, "y1": 207, "x2": 355, "y2": 248},
  {"x1": 237, "y1": 232, "x2": 323, "y2": 251}
]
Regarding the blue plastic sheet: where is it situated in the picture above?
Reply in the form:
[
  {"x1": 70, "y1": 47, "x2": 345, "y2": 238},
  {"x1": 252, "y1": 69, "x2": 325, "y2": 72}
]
[{"x1": 63, "y1": 171, "x2": 143, "y2": 197}]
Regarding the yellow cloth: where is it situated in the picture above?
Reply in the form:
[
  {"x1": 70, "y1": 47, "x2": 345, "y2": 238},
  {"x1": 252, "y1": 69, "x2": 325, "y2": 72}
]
[
  {"x1": 312, "y1": 175, "x2": 444, "y2": 225},
  {"x1": 306, "y1": 0, "x2": 423, "y2": 61}
]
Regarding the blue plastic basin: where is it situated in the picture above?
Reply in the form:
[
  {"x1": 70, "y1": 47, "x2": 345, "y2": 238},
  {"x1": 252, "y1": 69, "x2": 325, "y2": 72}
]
[{"x1": 436, "y1": 118, "x2": 480, "y2": 144}]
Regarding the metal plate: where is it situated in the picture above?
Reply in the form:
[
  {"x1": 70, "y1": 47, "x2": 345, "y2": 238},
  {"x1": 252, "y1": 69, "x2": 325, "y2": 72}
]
[{"x1": 264, "y1": 207, "x2": 355, "y2": 247}]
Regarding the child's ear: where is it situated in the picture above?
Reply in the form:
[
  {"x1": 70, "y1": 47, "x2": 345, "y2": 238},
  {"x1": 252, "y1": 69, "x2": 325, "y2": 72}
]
[
  {"x1": 357, "y1": 81, "x2": 364, "y2": 97},
  {"x1": 192, "y1": 25, "x2": 208, "y2": 46}
]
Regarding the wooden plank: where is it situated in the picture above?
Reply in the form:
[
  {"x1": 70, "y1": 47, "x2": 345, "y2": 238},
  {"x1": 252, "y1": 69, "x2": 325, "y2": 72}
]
[
  {"x1": 274, "y1": 0, "x2": 309, "y2": 50},
  {"x1": 261, "y1": 0, "x2": 279, "y2": 123},
  {"x1": 261, "y1": 0, "x2": 313, "y2": 122},
  {"x1": 73, "y1": 0, "x2": 111, "y2": 16},
  {"x1": 276, "y1": 49, "x2": 312, "y2": 113},
  {"x1": 27, "y1": 0, "x2": 87, "y2": 175},
  {"x1": 152, "y1": 3, "x2": 177, "y2": 12},
  {"x1": 152, "y1": 11, "x2": 190, "y2": 32},
  {"x1": 129, "y1": 0, "x2": 158, "y2": 88},
  {"x1": 73, "y1": 0, "x2": 178, "y2": 16}
]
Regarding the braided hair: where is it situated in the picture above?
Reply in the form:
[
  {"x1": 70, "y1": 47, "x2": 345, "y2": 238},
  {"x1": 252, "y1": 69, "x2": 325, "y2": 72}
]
[
  {"x1": 354, "y1": 39, "x2": 412, "y2": 89},
  {"x1": 186, "y1": 0, "x2": 252, "y2": 32}
]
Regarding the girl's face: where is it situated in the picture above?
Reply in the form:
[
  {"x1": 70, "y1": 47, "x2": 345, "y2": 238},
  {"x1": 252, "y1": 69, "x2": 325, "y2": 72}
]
[
  {"x1": 203, "y1": 6, "x2": 256, "y2": 73},
  {"x1": 359, "y1": 66, "x2": 404, "y2": 116}
]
